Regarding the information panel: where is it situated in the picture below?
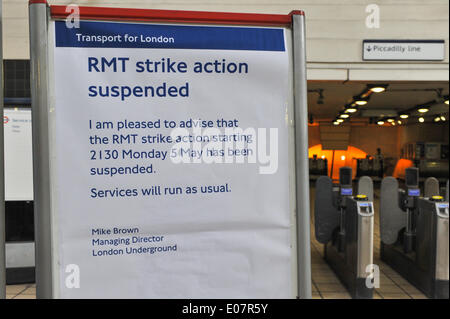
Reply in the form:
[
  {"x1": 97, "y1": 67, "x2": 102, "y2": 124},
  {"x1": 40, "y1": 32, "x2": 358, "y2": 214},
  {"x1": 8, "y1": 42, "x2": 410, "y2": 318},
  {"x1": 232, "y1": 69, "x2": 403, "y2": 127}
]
[
  {"x1": 3, "y1": 108, "x2": 33, "y2": 201},
  {"x1": 52, "y1": 20, "x2": 292, "y2": 298}
]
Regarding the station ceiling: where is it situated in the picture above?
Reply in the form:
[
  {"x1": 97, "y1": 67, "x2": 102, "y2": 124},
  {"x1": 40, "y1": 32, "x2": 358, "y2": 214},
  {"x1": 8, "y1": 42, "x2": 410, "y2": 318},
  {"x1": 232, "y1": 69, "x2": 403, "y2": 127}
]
[{"x1": 308, "y1": 81, "x2": 449, "y2": 121}]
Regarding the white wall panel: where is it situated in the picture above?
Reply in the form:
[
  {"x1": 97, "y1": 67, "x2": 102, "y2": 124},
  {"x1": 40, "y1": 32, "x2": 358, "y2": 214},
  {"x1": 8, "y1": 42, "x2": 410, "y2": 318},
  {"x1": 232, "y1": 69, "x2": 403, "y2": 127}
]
[{"x1": 2, "y1": 0, "x2": 449, "y2": 78}]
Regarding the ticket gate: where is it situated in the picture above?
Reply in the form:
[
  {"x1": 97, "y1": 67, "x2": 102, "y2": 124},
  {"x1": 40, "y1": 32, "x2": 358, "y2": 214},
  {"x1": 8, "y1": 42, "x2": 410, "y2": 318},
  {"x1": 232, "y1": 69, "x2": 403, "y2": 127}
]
[
  {"x1": 309, "y1": 154, "x2": 328, "y2": 179},
  {"x1": 380, "y1": 167, "x2": 449, "y2": 299},
  {"x1": 356, "y1": 155, "x2": 384, "y2": 179},
  {"x1": 315, "y1": 167, "x2": 375, "y2": 299}
]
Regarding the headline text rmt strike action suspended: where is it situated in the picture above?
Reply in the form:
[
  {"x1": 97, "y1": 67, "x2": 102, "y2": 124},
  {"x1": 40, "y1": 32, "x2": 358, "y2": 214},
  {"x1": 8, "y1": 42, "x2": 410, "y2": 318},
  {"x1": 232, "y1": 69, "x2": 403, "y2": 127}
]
[{"x1": 87, "y1": 57, "x2": 249, "y2": 100}]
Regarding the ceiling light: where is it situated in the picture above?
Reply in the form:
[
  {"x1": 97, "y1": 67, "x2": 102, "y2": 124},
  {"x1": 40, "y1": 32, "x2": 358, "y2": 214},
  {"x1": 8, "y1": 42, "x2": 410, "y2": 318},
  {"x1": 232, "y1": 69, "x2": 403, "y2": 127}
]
[
  {"x1": 434, "y1": 117, "x2": 441, "y2": 122},
  {"x1": 336, "y1": 119, "x2": 344, "y2": 123},
  {"x1": 440, "y1": 116, "x2": 446, "y2": 121},
  {"x1": 419, "y1": 117, "x2": 425, "y2": 123},
  {"x1": 370, "y1": 87, "x2": 386, "y2": 93},
  {"x1": 355, "y1": 99, "x2": 368, "y2": 106},
  {"x1": 345, "y1": 107, "x2": 358, "y2": 113},
  {"x1": 333, "y1": 121, "x2": 340, "y2": 125},
  {"x1": 353, "y1": 95, "x2": 369, "y2": 106},
  {"x1": 369, "y1": 85, "x2": 388, "y2": 93},
  {"x1": 444, "y1": 96, "x2": 449, "y2": 105},
  {"x1": 377, "y1": 121, "x2": 384, "y2": 125},
  {"x1": 387, "y1": 119, "x2": 394, "y2": 122},
  {"x1": 400, "y1": 114, "x2": 409, "y2": 119},
  {"x1": 418, "y1": 108, "x2": 429, "y2": 113},
  {"x1": 340, "y1": 114, "x2": 350, "y2": 118},
  {"x1": 397, "y1": 120, "x2": 402, "y2": 125}
]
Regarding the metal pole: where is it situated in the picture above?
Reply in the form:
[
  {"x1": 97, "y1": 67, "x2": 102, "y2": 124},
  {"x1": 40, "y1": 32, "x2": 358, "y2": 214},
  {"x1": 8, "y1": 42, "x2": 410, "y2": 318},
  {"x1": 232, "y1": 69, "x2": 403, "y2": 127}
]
[
  {"x1": 29, "y1": 1, "x2": 53, "y2": 299},
  {"x1": 0, "y1": 0, "x2": 6, "y2": 300},
  {"x1": 338, "y1": 206, "x2": 346, "y2": 252},
  {"x1": 330, "y1": 150, "x2": 335, "y2": 179},
  {"x1": 292, "y1": 12, "x2": 312, "y2": 299},
  {"x1": 404, "y1": 208, "x2": 413, "y2": 253}
]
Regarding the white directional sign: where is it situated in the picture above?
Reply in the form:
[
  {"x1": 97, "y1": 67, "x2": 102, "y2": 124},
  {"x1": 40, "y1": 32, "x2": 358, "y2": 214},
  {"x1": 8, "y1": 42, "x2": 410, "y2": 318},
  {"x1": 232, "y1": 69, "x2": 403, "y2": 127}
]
[
  {"x1": 363, "y1": 40, "x2": 445, "y2": 61},
  {"x1": 3, "y1": 108, "x2": 33, "y2": 201}
]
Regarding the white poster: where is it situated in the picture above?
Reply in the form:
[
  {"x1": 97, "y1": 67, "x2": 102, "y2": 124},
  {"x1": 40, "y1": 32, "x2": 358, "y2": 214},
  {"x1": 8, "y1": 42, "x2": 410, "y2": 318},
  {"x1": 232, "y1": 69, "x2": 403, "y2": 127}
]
[
  {"x1": 52, "y1": 20, "x2": 292, "y2": 298},
  {"x1": 3, "y1": 108, "x2": 34, "y2": 201}
]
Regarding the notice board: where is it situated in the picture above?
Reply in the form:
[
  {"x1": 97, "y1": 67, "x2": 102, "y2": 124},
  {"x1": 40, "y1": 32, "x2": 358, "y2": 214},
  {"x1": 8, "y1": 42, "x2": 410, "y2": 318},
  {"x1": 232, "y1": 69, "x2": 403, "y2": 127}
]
[{"x1": 29, "y1": 3, "x2": 310, "y2": 299}]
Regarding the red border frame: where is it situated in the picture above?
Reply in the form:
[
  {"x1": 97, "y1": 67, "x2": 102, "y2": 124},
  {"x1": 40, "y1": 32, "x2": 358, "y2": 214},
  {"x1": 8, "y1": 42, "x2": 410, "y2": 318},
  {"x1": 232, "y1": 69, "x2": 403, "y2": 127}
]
[{"x1": 33, "y1": 1, "x2": 302, "y2": 27}]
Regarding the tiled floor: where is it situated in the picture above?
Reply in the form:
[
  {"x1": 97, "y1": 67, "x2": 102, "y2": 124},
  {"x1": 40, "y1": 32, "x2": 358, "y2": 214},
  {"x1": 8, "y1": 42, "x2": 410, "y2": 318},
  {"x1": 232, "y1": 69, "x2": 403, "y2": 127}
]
[
  {"x1": 5, "y1": 185, "x2": 428, "y2": 299},
  {"x1": 6, "y1": 284, "x2": 36, "y2": 299}
]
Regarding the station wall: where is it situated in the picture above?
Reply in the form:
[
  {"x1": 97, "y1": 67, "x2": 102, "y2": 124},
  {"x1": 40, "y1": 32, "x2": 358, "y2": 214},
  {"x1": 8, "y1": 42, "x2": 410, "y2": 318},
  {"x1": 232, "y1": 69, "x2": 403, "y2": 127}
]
[
  {"x1": 308, "y1": 124, "x2": 399, "y2": 159},
  {"x1": 350, "y1": 125, "x2": 399, "y2": 158},
  {"x1": 3, "y1": 0, "x2": 449, "y2": 83},
  {"x1": 308, "y1": 125, "x2": 321, "y2": 148},
  {"x1": 399, "y1": 122, "x2": 449, "y2": 145}
]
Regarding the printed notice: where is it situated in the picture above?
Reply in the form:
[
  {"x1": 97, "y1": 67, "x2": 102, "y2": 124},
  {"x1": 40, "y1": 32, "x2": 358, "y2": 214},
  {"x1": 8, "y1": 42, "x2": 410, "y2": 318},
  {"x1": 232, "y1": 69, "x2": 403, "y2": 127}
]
[{"x1": 53, "y1": 20, "x2": 291, "y2": 298}]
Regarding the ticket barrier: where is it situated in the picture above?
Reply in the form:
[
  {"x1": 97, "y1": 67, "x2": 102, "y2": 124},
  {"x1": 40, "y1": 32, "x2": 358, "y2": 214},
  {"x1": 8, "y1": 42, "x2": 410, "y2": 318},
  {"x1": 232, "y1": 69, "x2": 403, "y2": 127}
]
[
  {"x1": 315, "y1": 167, "x2": 375, "y2": 299},
  {"x1": 380, "y1": 167, "x2": 449, "y2": 299},
  {"x1": 309, "y1": 154, "x2": 328, "y2": 179},
  {"x1": 356, "y1": 155, "x2": 384, "y2": 179}
]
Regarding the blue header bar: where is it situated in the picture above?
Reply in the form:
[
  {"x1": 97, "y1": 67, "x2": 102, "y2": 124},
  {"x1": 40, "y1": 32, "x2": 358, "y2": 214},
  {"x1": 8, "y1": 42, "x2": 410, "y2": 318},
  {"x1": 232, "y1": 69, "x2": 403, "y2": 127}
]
[{"x1": 55, "y1": 21, "x2": 285, "y2": 51}]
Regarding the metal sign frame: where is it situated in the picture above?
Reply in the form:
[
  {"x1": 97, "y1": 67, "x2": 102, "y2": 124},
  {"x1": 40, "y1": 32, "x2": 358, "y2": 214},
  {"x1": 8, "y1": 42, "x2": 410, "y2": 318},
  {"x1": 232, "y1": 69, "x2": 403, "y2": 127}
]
[
  {"x1": 28, "y1": 0, "x2": 311, "y2": 299},
  {"x1": 0, "y1": 0, "x2": 6, "y2": 300}
]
